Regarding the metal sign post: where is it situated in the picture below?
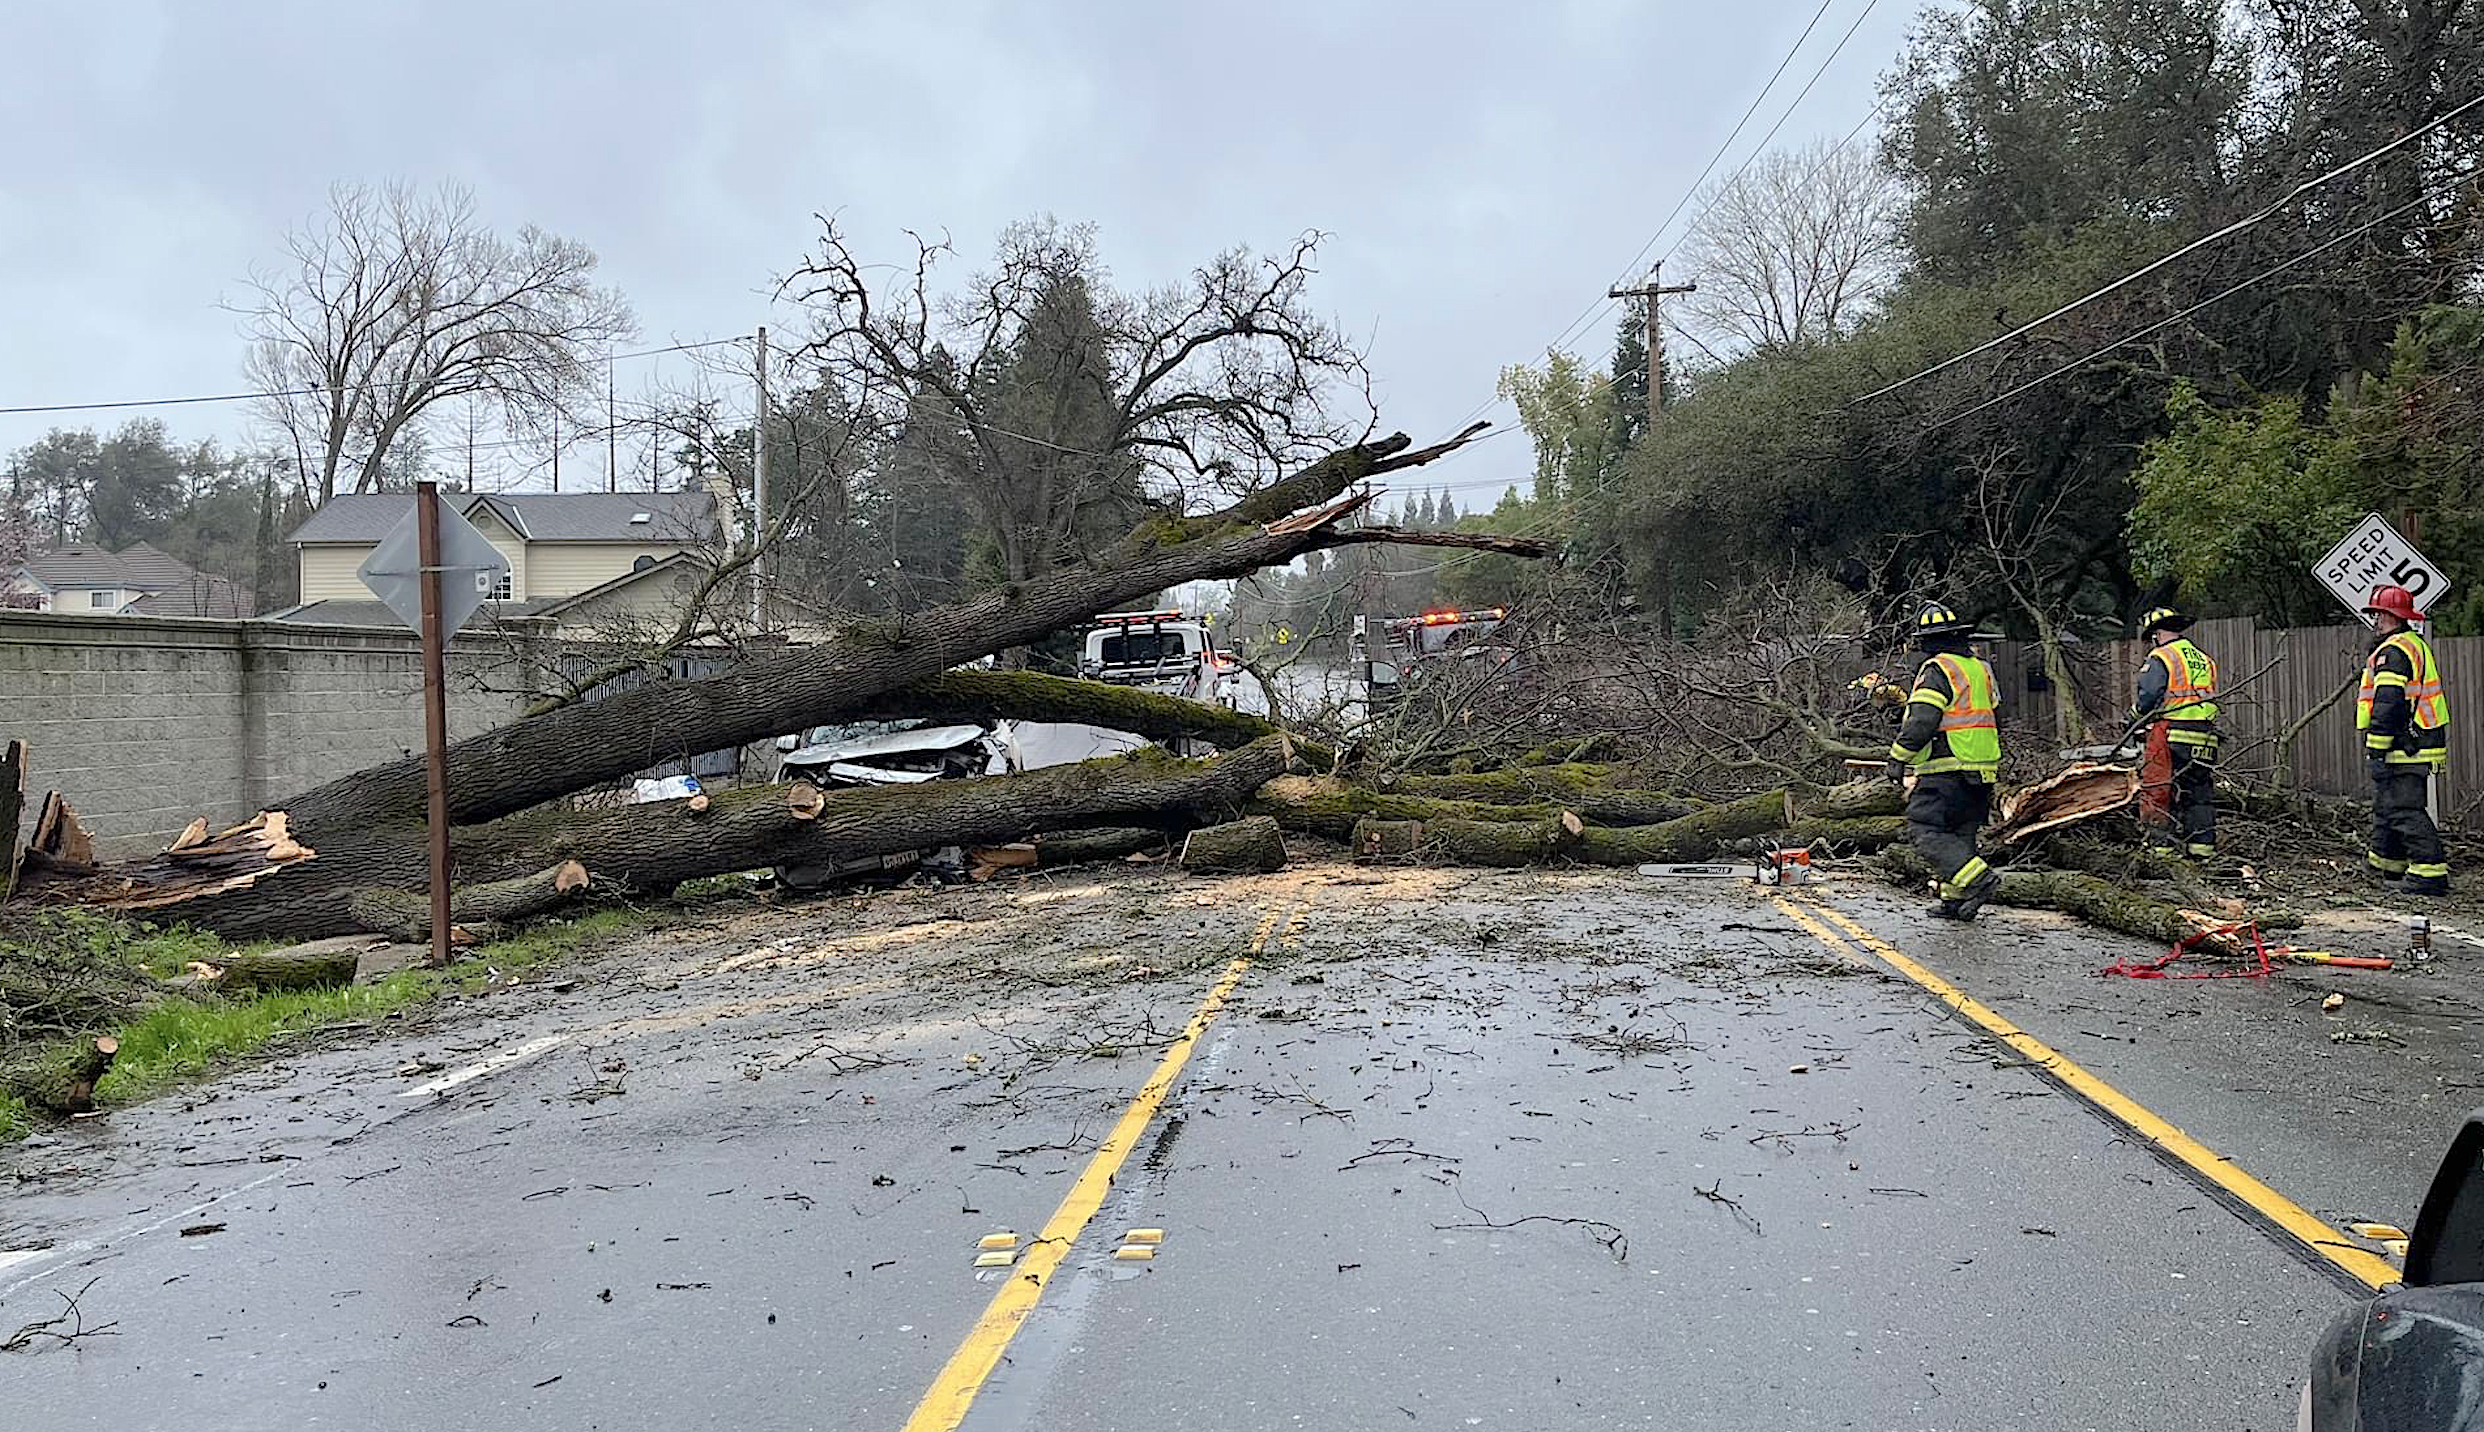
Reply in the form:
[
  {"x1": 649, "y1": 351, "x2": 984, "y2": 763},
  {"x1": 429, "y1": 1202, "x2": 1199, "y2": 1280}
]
[
  {"x1": 414, "y1": 482, "x2": 453, "y2": 969},
  {"x1": 358, "y1": 486, "x2": 512, "y2": 968}
]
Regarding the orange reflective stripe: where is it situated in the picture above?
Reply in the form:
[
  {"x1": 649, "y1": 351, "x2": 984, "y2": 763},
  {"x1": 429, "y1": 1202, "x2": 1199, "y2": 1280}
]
[{"x1": 1931, "y1": 654, "x2": 1995, "y2": 730}]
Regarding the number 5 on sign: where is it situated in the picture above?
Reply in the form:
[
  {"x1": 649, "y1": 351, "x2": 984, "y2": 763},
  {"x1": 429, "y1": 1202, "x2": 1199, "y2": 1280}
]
[{"x1": 2314, "y1": 513, "x2": 2452, "y2": 625}]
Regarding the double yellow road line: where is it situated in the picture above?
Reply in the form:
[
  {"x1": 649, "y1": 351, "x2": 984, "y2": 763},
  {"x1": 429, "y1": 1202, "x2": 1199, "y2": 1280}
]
[
  {"x1": 899, "y1": 895, "x2": 1306, "y2": 1432},
  {"x1": 1774, "y1": 890, "x2": 2399, "y2": 1292}
]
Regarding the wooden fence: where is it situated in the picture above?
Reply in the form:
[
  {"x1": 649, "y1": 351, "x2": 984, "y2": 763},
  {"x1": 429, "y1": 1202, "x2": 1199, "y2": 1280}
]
[{"x1": 1986, "y1": 617, "x2": 2482, "y2": 817}]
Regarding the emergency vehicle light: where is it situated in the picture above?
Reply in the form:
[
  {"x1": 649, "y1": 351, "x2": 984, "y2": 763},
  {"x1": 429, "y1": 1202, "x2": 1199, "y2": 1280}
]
[{"x1": 1416, "y1": 607, "x2": 1508, "y2": 625}]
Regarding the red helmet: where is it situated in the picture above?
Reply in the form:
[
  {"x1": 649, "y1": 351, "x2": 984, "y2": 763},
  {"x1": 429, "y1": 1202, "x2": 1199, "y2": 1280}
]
[{"x1": 2364, "y1": 584, "x2": 2427, "y2": 623}]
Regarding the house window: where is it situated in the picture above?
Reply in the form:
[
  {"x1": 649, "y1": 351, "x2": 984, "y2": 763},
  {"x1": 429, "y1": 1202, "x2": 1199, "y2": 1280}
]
[
  {"x1": 490, "y1": 571, "x2": 513, "y2": 601},
  {"x1": 632, "y1": 555, "x2": 657, "y2": 573},
  {"x1": 88, "y1": 590, "x2": 116, "y2": 609}
]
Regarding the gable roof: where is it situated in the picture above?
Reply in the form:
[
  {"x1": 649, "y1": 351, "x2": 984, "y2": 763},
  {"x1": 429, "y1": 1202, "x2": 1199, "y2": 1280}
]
[
  {"x1": 532, "y1": 550, "x2": 706, "y2": 618},
  {"x1": 262, "y1": 596, "x2": 563, "y2": 627},
  {"x1": 111, "y1": 542, "x2": 199, "y2": 591},
  {"x1": 15, "y1": 542, "x2": 200, "y2": 593},
  {"x1": 287, "y1": 490, "x2": 722, "y2": 546},
  {"x1": 129, "y1": 573, "x2": 255, "y2": 619}
]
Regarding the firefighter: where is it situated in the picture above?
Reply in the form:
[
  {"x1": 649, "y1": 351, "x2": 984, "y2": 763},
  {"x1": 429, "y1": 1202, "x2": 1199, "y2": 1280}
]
[
  {"x1": 2132, "y1": 606, "x2": 2219, "y2": 858},
  {"x1": 1887, "y1": 602, "x2": 2004, "y2": 920},
  {"x1": 2358, "y1": 585, "x2": 2453, "y2": 895}
]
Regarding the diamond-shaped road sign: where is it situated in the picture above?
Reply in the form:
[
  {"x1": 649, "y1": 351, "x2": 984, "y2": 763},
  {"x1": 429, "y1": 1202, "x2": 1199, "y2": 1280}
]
[{"x1": 358, "y1": 495, "x2": 513, "y2": 638}]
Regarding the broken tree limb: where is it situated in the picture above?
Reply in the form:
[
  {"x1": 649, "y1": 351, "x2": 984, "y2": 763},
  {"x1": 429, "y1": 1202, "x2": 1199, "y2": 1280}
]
[
  {"x1": 1352, "y1": 816, "x2": 1579, "y2": 866},
  {"x1": 1178, "y1": 817, "x2": 1288, "y2": 874},
  {"x1": 13, "y1": 813, "x2": 315, "y2": 912},
  {"x1": 1990, "y1": 761, "x2": 2139, "y2": 846},
  {"x1": 1, "y1": 1035, "x2": 119, "y2": 1116},
  {"x1": 342, "y1": 861, "x2": 593, "y2": 944}
]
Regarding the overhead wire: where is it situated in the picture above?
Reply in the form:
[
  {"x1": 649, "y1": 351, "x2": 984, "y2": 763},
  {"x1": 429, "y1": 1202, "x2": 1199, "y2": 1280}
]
[
  {"x1": 1917, "y1": 171, "x2": 2474, "y2": 434},
  {"x1": 1848, "y1": 87, "x2": 2484, "y2": 407},
  {"x1": 0, "y1": 336, "x2": 751, "y2": 417}
]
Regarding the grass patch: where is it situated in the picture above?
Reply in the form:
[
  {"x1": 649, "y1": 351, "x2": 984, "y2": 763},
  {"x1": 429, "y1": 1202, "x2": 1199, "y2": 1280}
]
[{"x1": 4, "y1": 905, "x2": 660, "y2": 1138}]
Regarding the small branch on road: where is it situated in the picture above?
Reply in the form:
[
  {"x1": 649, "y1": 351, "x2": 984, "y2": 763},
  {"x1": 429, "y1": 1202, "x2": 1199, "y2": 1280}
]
[
  {"x1": 1694, "y1": 1180, "x2": 1762, "y2": 1236},
  {"x1": 1435, "y1": 1173, "x2": 1629, "y2": 1264},
  {"x1": 1339, "y1": 1137, "x2": 1461, "y2": 1173},
  {"x1": 1747, "y1": 1120, "x2": 1859, "y2": 1151},
  {"x1": 2, "y1": 1279, "x2": 119, "y2": 1353}
]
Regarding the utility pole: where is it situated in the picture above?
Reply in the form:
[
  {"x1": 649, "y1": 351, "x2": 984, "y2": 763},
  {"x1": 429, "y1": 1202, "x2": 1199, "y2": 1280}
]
[
  {"x1": 464, "y1": 407, "x2": 475, "y2": 493},
  {"x1": 750, "y1": 326, "x2": 769, "y2": 630},
  {"x1": 607, "y1": 354, "x2": 618, "y2": 493},
  {"x1": 1608, "y1": 262, "x2": 1697, "y2": 422},
  {"x1": 550, "y1": 410, "x2": 561, "y2": 493}
]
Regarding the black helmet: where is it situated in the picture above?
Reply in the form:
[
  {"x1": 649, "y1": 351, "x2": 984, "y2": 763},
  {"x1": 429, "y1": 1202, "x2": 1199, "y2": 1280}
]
[
  {"x1": 1911, "y1": 602, "x2": 1968, "y2": 648},
  {"x1": 2139, "y1": 605, "x2": 2193, "y2": 637}
]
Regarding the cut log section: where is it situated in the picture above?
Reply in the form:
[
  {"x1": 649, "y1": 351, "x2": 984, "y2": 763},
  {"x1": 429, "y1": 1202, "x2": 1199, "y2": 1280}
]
[
  {"x1": 215, "y1": 942, "x2": 368, "y2": 996},
  {"x1": 1030, "y1": 828, "x2": 1171, "y2": 867},
  {"x1": 1, "y1": 1034, "x2": 120, "y2": 1115},
  {"x1": 342, "y1": 861, "x2": 594, "y2": 944},
  {"x1": 1178, "y1": 816, "x2": 1288, "y2": 874}
]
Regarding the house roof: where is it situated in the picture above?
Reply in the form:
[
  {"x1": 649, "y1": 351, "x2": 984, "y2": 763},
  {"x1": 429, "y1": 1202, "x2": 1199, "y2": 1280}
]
[
  {"x1": 129, "y1": 574, "x2": 255, "y2": 619},
  {"x1": 262, "y1": 596, "x2": 564, "y2": 627},
  {"x1": 533, "y1": 551, "x2": 706, "y2": 618},
  {"x1": 288, "y1": 490, "x2": 722, "y2": 546},
  {"x1": 112, "y1": 542, "x2": 199, "y2": 591},
  {"x1": 15, "y1": 542, "x2": 201, "y2": 593}
]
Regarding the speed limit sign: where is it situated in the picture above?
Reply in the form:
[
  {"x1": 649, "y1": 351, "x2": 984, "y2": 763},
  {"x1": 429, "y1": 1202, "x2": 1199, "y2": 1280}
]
[{"x1": 2315, "y1": 513, "x2": 2452, "y2": 625}]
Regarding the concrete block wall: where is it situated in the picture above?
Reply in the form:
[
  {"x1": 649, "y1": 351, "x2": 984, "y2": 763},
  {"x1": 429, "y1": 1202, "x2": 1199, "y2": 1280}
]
[{"x1": 0, "y1": 612, "x2": 538, "y2": 857}]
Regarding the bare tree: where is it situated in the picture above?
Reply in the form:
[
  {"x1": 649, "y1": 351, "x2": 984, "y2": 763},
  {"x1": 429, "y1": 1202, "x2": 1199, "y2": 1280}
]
[
  {"x1": 242, "y1": 182, "x2": 635, "y2": 503},
  {"x1": 1670, "y1": 140, "x2": 1902, "y2": 355},
  {"x1": 783, "y1": 217, "x2": 1375, "y2": 588}
]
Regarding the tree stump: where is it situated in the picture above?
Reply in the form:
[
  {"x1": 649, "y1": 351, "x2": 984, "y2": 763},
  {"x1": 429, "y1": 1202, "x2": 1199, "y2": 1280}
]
[
  {"x1": 2, "y1": 1034, "x2": 120, "y2": 1114},
  {"x1": 1179, "y1": 816, "x2": 1288, "y2": 874}
]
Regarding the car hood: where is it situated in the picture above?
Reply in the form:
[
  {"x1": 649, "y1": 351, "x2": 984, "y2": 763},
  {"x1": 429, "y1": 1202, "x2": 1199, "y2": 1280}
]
[{"x1": 783, "y1": 724, "x2": 991, "y2": 764}]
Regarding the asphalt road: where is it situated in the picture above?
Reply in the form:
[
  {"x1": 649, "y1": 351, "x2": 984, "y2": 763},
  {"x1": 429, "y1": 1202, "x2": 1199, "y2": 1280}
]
[{"x1": 4, "y1": 861, "x2": 2458, "y2": 1431}]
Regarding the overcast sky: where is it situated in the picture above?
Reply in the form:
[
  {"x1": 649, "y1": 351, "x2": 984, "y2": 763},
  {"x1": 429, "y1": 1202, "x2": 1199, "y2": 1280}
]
[{"x1": 0, "y1": 0, "x2": 1919, "y2": 504}]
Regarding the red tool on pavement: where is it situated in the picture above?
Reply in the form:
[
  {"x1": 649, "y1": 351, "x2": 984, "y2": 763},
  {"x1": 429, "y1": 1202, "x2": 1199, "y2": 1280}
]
[{"x1": 2098, "y1": 921, "x2": 2272, "y2": 980}]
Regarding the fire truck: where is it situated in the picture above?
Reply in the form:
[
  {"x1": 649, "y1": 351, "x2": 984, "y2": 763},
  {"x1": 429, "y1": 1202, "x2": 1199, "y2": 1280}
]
[
  {"x1": 1353, "y1": 606, "x2": 1512, "y2": 704},
  {"x1": 1078, "y1": 608, "x2": 1237, "y2": 707}
]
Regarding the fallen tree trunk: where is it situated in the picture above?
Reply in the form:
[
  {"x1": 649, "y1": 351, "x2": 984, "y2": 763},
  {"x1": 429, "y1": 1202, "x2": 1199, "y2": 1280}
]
[
  {"x1": 1247, "y1": 774, "x2": 1578, "y2": 839},
  {"x1": 44, "y1": 428, "x2": 1535, "y2": 937},
  {"x1": 2, "y1": 1034, "x2": 118, "y2": 1115},
  {"x1": 1375, "y1": 764, "x2": 1695, "y2": 825},
  {"x1": 343, "y1": 861, "x2": 592, "y2": 943},
  {"x1": 1179, "y1": 817, "x2": 1288, "y2": 874},
  {"x1": 45, "y1": 741, "x2": 1295, "y2": 939},
  {"x1": 280, "y1": 428, "x2": 1510, "y2": 839},
  {"x1": 1878, "y1": 847, "x2": 2270, "y2": 956}
]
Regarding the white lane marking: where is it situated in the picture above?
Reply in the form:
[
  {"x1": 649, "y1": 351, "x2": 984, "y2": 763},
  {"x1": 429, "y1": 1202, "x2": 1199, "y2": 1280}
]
[
  {"x1": 0, "y1": 1169, "x2": 286, "y2": 1303},
  {"x1": 396, "y1": 1032, "x2": 570, "y2": 1099}
]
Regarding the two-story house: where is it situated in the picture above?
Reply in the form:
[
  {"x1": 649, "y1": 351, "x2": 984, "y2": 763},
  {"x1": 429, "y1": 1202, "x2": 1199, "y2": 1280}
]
[{"x1": 273, "y1": 490, "x2": 729, "y2": 632}]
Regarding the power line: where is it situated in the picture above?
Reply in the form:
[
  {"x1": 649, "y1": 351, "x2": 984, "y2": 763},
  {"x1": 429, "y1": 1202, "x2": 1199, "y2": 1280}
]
[
  {"x1": 1919, "y1": 173, "x2": 2473, "y2": 433},
  {"x1": 1449, "y1": 0, "x2": 1885, "y2": 437},
  {"x1": 1849, "y1": 87, "x2": 2484, "y2": 407},
  {"x1": 1658, "y1": 0, "x2": 1884, "y2": 267},
  {"x1": 1550, "y1": 0, "x2": 1842, "y2": 355},
  {"x1": 0, "y1": 336, "x2": 750, "y2": 417}
]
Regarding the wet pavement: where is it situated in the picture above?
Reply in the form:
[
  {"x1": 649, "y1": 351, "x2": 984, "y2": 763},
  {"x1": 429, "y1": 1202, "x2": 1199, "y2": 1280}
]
[{"x1": 4, "y1": 860, "x2": 2470, "y2": 1431}]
